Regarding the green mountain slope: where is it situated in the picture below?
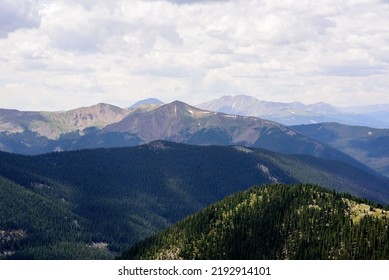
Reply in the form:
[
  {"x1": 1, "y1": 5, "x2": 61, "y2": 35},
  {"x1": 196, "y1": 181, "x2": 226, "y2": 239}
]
[
  {"x1": 1, "y1": 142, "x2": 389, "y2": 259},
  {"x1": 121, "y1": 184, "x2": 389, "y2": 260},
  {"x1": 291, "y1": 122, "x2": 389, "y2": 177},
  {"x1": 0, "y1": 175, "x2": 114, "y2": 259}
]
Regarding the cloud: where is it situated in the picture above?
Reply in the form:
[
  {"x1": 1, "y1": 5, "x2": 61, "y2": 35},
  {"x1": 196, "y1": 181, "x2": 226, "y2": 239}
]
[
  {"x1": 148, "y1": 0, "x2": 231, "y2": 4},
  {"x1": 38, "y1": 1, "x2": 183, "y2": 53},
  {"x1": 0, "y1": 0, "x2": 42, "y2": 38},
  {"x1": 1, "y1": 0, "x2": 389, "y2": 110}
]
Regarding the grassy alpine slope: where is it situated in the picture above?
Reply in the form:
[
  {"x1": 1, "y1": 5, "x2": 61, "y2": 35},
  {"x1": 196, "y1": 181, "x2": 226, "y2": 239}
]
[{"x1": 121, "y1": 184, "x2": 389, "y2": 260}]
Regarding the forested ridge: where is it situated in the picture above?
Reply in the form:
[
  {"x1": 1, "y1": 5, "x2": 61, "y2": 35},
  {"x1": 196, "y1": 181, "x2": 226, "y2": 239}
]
[
  {"x1": 1, "y1": 141, "x2": 389, "y2": 259},
  {"x1": 121, "y1": 184, "x2": 389, "y2": 260}
]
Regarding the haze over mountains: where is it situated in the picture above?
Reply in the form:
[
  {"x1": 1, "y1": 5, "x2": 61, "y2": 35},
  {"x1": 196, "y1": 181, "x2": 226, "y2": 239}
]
[{"x1": 198, "y1": 95, "x2": 389, "y2": 128}]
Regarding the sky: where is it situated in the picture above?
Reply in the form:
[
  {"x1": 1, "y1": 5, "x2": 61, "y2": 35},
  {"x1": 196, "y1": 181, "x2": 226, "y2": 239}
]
[{"x1": 0, "y1": 0, "x2": 389, "y2": 111}]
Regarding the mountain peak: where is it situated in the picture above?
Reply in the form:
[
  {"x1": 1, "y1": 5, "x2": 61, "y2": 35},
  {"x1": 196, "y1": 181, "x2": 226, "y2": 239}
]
[
  {"x1": 159, "y1": 100, "x2": 207, "y2": 115},
  {"x1": 169, "y1": 100, "x2": 195, "y2": 109},
  {"x1": 69, "y1": 102, "x2": 125, "y2": 112},
  {"x1": 130, "y1": 98, "x2": 164, "y2": 109},
  {"x1": 168, "y1": 101, "x2": 222, "y2": 120},
  {"x1": 170, "y1": 100, "x2": 189, "y2": 106}
]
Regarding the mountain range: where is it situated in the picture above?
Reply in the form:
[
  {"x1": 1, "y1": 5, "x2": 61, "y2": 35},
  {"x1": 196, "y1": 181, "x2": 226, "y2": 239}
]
[
  {"x1": 197, "y1": 95, "x2": 389, "y2": 128},
  {"x1": 2, "y1": 95, "x2": 389, "y2": 260},
  {"x1": 0, "y1": 100, "x2": 376, "y2": 175},
  {"x1": 1, "y1": 142, "x2": 389, "y2": 259}
]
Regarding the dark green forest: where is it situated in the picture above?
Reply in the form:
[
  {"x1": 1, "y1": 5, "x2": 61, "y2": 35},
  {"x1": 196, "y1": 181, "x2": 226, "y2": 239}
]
[
  {"x1": 0, "y1": 176, "x2": 114, "y2": 259},
  {"x1": 1, "y1": 142, "x2": 389, "y2": 259},
  {"x1": 121, "y1": 184, "x2": 389, "y2": 260}
]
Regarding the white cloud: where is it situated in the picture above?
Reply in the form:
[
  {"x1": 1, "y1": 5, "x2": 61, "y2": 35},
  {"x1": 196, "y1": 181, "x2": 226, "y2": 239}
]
[
  {"x1": 0, "y1": 0, "x2": 389, "y2": 110},
  {"x1": 0, "y1": 0, "x2": 42, "y2": 38}
]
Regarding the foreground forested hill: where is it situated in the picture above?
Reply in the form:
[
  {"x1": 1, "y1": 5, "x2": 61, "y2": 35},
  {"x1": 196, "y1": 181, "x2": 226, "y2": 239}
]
[{"x1": 121, "y1": 184, "x2": 389, "y2": 260}]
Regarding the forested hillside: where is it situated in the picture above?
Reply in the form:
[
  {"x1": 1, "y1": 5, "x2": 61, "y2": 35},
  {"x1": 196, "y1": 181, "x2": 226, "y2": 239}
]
[
  {"x1": 0, "y1": 176, "x2": 114, "y2": 259},
  {"x1": 1, "y1": 142, "x2": 389, "y2": 259},
  {"x1": 121, "y1": 184, "x2": 389, "y2": 260},
  {"x1": 291, "y1": 122, "x2": 389, "y2": 177}
]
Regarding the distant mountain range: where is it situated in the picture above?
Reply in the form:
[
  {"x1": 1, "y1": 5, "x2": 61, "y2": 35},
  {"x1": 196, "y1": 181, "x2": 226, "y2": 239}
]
[
  {"x1": 121, "y1": 184, "x2": 389, "y2": 260},
  {"x1": 1, "y1": 142, "x2": 389, "y2": 259},
  {"x1": 1, "y1": 97, "x2": 389, "y2": 177},
  {"x1": 0, "y1": 100, "x2": 368, "y2": 173},
  {"x1": 197, "y1": 95, "x2": 389, "y2": 128}
]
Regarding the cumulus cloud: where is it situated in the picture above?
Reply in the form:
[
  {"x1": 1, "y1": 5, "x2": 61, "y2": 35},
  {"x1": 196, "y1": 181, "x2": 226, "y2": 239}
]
[
  {"x1": 38, "y1": 1, "x2": 183, "y2": 53},
  {"x1": 0, "y1": 0, "x2": 42, "y2": 37},
  {"x1": 147, "y1": 0, "x2": 231, "y2": 4},
  {"x1": 0, "y1": 0, "x2": 389, "y2": 110}
]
